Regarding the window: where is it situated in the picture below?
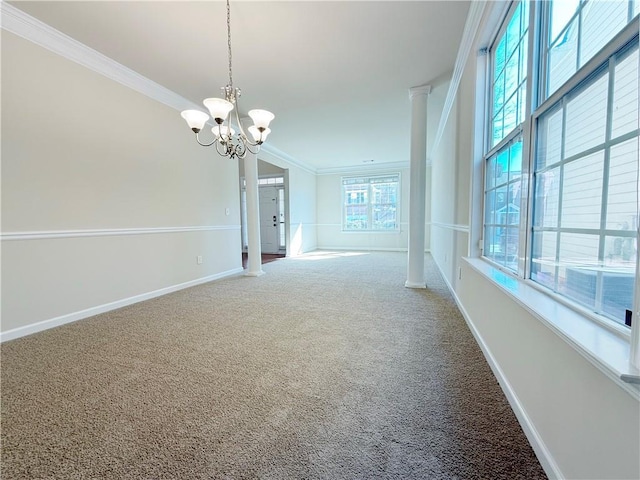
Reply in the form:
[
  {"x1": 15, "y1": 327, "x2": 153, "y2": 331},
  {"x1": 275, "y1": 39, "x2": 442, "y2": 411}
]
[
  {"x1": 484, "y1": 136, "x2": 524, "y2": 270},
  {"x1": 532, "y1": 39, "x2": 639, "y2": 327},
  {"x1": 482, "y1": 0, "x2": 639, "y2": 329},
  {"x1": 544, "y1": 0, "x2": 639, "y2": 98},
  {"x1": 484, "y1": 0, "x2": 529, "y2": 271},
  {"x1": 342, "y1": 174, "x2": 399, "y2": 231}
]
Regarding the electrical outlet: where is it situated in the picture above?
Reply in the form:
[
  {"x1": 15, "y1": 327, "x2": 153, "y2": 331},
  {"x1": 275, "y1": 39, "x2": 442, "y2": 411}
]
[
  {"x1": 197, "y1": 256, "x2": 203, "y2": 265},
  {"x1": 225, "y1": 208, "x2": 230, "y2": 216}
]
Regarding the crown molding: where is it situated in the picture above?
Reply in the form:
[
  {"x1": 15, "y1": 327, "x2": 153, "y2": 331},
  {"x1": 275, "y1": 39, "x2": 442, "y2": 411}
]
[
  {"x1": 0, "y1": 2, "x2": 317, "y2": 175},
  {"x1": 1, "y1": 1, "x2": 197, "y2": 112},
  {"x1": 259, "y1": 143, "x2": 317, "y2": 176},
  {"x1": 316, "y1": 161, "x2": 409, "y2": 176},
  {"x1": 430, "y1": 0, "x2": 487, "y2": 158}
]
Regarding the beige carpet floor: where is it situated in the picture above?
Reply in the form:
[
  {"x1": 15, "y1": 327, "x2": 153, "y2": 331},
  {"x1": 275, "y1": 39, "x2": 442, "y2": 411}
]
[{"x1": 1, "y1": 251, "x2": 547, "y2": 479}]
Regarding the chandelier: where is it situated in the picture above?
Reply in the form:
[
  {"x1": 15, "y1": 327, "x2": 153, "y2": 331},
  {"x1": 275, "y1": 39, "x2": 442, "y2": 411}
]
[{"x1": 180, "y1": 0, "x2": 274, "y2": 160}]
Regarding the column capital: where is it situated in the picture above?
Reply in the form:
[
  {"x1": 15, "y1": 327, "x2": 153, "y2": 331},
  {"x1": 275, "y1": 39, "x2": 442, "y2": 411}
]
[{"x1": 409, "y1": 84, "x2": 432, "y2": 99}]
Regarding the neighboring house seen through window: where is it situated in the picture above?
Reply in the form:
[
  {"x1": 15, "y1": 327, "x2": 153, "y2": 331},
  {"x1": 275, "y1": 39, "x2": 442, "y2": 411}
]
[{"x1": 342, "y1": 174, "x2": 399, "y2": 231}]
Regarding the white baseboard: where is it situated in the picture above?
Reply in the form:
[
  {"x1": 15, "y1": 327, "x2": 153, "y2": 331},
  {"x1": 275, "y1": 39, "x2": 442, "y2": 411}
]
[
  {"x1": 433, "y1": 259, "x2": 563, "y2": 480},
  {"x1": 0, "y1": 267, "x2": 244, "y2": 343}
]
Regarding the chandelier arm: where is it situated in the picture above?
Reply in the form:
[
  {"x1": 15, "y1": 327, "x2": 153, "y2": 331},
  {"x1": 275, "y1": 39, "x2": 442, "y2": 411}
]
[
  {"x1": 195, "y1": 132, "x2": 217, "y2": 147},
  {"x1": 232, "y1": 101, "x2": 251, "y2": 142},
  {"x1": 233, "y1": 104, "x2": 262, "y2": 147},
  {"x1": 245, "y1": 142, "x2": 260, "y2": 155},
  {"x1": 215, "y1": 139, "x2": 228, "y2": 157}
]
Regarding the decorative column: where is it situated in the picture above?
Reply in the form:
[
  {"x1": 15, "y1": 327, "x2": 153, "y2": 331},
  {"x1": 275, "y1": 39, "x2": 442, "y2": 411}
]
[
  {"x1": 405, "y1": 84, "x2": 431, "y2": 288},
  {"x1": 243, "y1": 148, "x2": 264, "y2": 277}
]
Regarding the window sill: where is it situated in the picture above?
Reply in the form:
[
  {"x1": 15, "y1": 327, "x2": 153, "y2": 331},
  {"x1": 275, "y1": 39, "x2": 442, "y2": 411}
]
[{"x1": 464, "y1": 257, "x2": 640, "y2": 400}]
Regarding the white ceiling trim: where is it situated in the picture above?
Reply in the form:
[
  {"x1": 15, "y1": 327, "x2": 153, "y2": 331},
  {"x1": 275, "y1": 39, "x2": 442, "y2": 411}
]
[
  {"x1": 260, "y1": 143, "x2": 317, "y2": 175},
  {"x1": 0, "y1": 1, "x2": 317, "y2": 175},
  {"x1": 428, "y1": 0, "x2": 487, "y2": 163},
  {"x1": 316, "y1": 161, "x2": 409, "y2": 176},
  {"x1": 0, "y1": 2, "x2": 196, "y2": 112}
]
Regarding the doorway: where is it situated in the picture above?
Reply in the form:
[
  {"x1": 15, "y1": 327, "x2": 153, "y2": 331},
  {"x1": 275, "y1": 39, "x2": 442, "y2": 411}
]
[
  {"x1": 259, "y1": 185, "x2": 279, "y2": 254},
  {"x1": 240, "y1": 169, "x2": 287, "y2": 259}
]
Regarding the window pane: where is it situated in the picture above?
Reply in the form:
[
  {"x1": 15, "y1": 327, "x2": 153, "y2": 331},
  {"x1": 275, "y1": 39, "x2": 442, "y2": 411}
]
[
  {"x1": 506, "y1": 3, "x2": 522, "y2": 54},
  {"x1": 519, "y1": 33, "x2": 528, "y2": 85},
  {"x1": 503, "y1": 93, "x2": 518, "y2": 136},
  {"x1": 484, "y1": 226, "x2": 501, "y2": 262},
  {"x1": 536, "y1": 107, "x2": 563, "y2": 169},
  {"x1": 605, "y1": 234, "x2": 637, "y2": 268},
  {"x1": 564, "y1": 73, "x2": 608, "y2": 158},
  {"x1": 486, "y1": 155, "x2": 497, "y2": 190},
  {"x1": 612, "y1": 48, "x2": 639, "y2": 139},
  {"x1": 503, "y1": 226, "x2": 519, "y2": 269},
  {"x1": 580, "y1": 1, "x2": 628, "y2": 65},
  {"x1": 494, "y1": 71, "x2": 505, "y2": 114},
  {"x1": 495, "y1": 36, "x2": 507, "y2": 79},
  {"x1": 496, "y1": 149, "x2": 509, "y2": 185},
  {"x1": 484, "y1": 137, "x2": 522, "y2": 272},
  {"x1": 505, "y1": 52, "x2": 519, "y2": 100},
  {"x1": 557, "y1": 233, "x2": 600, "y2": 310},
  {"x1": 550, "y1": 0, "x2": 579, "y2": 44},
  {"x1": 563, "y1": 267, "x2": 598, "y2": 308},
  {"x1": 558, "y1": 232, "x2": 600, "y2": 302},
  {"x1": 517, "y1": 83, "x2": 526, "y2": 125},
  {"x1": 509, "y1": 140, "x2": 523, "y2": 183},
  {"x1": 372, "y1": 204, "x2": 396, "y2": 230},
  {"x1": 491, "y1": 0, "x2": 528, "y2": 146},
  {"x1": 548, "y1": 17, "x2": 578, "y2": 94},
  {"x1": 546, "y1": 0, "x2": 636, "y2": 100},
  {"x1": 492, "y1": 112, "x2": 504, "y2": 147},
  {"x1": 345, "y1": 205, "x2": 368, "y2": 229},
  {"x1": 533, "y1": 167, "x2": 560, "y2": 228},
  {"x1": 561, "y1": 151, "x2": 604, "y2": 229},
  {"x1": 601, "y1": 263, "x2": 635, "y2": 324},
  {"x1": 606, "y1": 138, "x2": 639, "y2": 230},
  {"x1": 485, "y1": 189, "x2": 497, "y2": 226},
  {"x1": 531, "y1": 231, "x2": 557, "y2": 289}
]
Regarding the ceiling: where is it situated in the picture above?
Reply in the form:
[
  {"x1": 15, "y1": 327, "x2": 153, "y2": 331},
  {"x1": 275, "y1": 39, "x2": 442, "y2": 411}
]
[{"x1": 8, "y1": 1, "x2": 470, "y2": 172}]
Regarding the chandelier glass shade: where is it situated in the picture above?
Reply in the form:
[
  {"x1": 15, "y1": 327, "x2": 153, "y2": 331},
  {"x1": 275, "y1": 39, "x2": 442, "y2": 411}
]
[{"x1": 180, "y1": 0, "x2": 274, "y2": 160}]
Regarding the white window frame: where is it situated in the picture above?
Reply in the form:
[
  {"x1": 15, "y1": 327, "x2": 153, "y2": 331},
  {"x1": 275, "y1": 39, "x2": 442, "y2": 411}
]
[
  {"x1": 477, "y1": 1, "x2": 640, "y2": 381},
  {"x1": 483, "y1": 0, "x2": 532, "y2": 274},
  {"x1": 341, "y1": 173, "x2": 400, "y2": 232}
]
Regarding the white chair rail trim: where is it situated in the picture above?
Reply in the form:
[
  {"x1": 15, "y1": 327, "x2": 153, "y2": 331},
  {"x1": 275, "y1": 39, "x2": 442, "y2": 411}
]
[{"x1": 1, "y1": 226, "x2": 241, "y2": 241}]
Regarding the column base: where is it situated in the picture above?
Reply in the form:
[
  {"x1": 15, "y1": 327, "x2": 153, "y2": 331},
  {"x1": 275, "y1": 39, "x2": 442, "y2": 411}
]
[
  {"x1": 245, "y1": 270, "x2": 265, "y2": 277},
  {"x1": 405, "y1": 281, "x2": 426, "y2": 289}
]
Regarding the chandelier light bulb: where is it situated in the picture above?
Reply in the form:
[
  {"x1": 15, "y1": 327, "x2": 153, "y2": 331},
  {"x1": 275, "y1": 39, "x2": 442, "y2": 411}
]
[
  {"x1": 248, "y1": 126, "x2": 271, "y2": 143},
  {"x1": 213, "y1": 125, "x2": 236, "y2": 140},
  {"x1": 181, "y1": 110, "x2": 210, "y2": 132},
  {"x1": 203, "y1": 98, "x2": 234, "y2": 123},
  {"x1": 248, "y1": 109, "x2": 275, "y2": 129}
]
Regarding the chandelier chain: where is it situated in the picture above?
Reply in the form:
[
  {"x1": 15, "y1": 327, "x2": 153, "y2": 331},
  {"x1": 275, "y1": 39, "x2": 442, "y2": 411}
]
[{"x1": 226, "y1": 0, "x2": 233, "y2": 89}]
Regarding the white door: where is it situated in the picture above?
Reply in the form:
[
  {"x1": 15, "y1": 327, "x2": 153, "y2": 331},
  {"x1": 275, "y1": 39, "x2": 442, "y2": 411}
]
[{"x1": 259, "y1": 186, "x2": 279, "y2": 254}]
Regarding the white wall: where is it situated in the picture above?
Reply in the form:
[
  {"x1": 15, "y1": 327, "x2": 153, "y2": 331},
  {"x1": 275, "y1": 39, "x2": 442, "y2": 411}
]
[
  {"x1": 316, "y1": 168, "x2": 410, "y2": 251},
  {"x1": 428, "y1": 5, "x2": 640, "y2": 478},
  {"x1": 1, "y1": 31, "x2": 243, "y2": 336}
]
